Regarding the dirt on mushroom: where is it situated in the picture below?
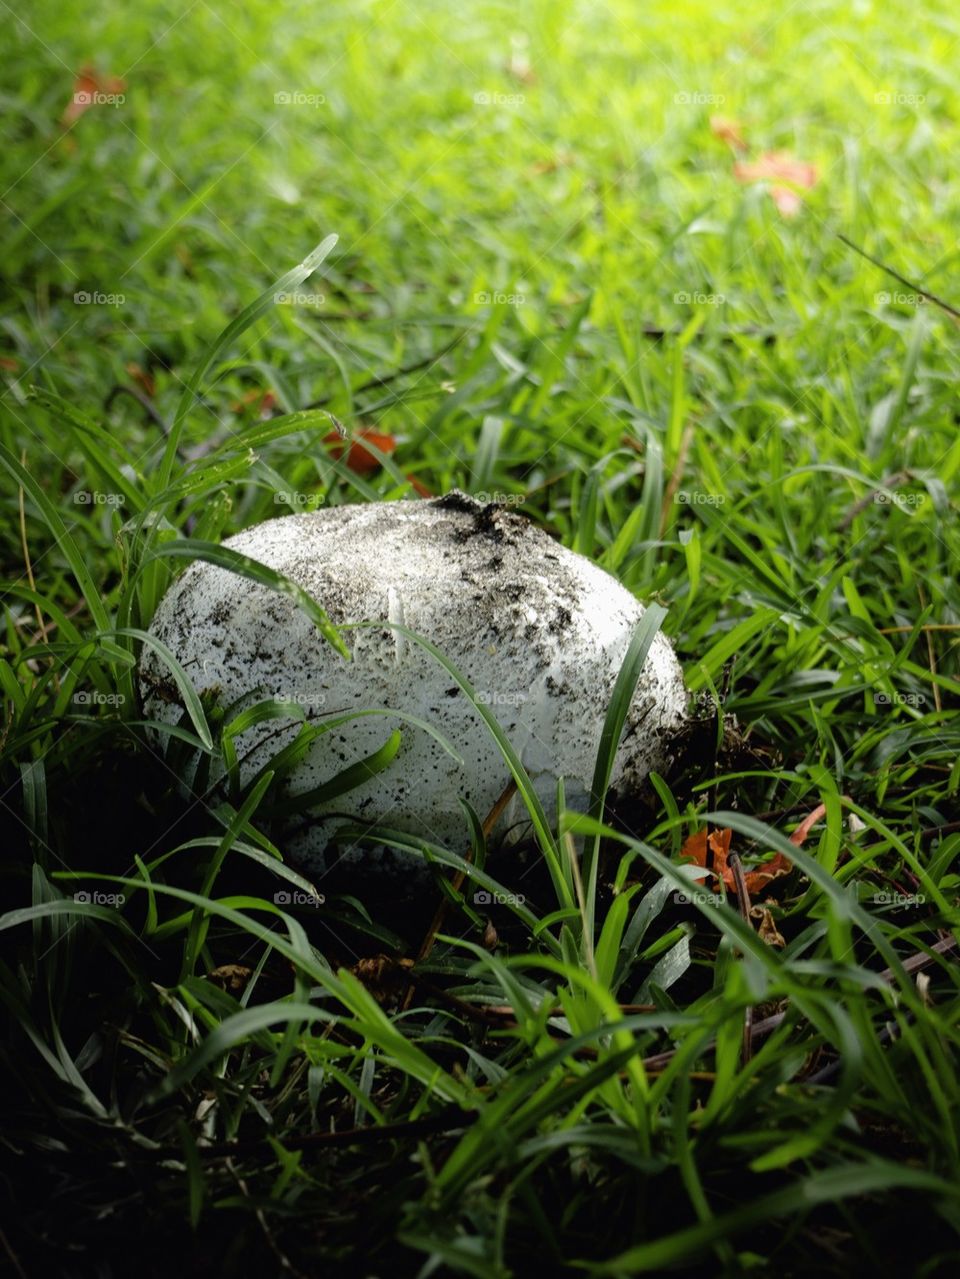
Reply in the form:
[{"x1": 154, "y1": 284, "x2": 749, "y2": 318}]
[{"x1": 139, "y1": 492, "x2": 688, "y2": 886}]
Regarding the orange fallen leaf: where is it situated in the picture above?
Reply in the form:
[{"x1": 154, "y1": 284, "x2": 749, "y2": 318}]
[
  {"x1": 741, "y1": 848, "x2": 793, "y2": 894},
  {"x1": 679, "y1": 826, "x2": 733, "y2": 892},
  {"x1": 0, "y1": 356, "x2": 19, "y2": 372},
  {"x1": 679, "y1": 802, "x2": 828, "y2": 897},
  {"x1": 62, "y1": 66, "x2": 126, "y2": 126},
  {"x1": 733, "y1": 151, "x2": 817, "y2": 217},
  {"x1": 710, "y1": 115, "x2": 748, "y2": 152},
  {"x1": 325, "y1": 428, "x2": 397, "y2": 475}
]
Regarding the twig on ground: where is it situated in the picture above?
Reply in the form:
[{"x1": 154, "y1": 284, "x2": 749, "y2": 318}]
[
  {"x1": 190, "y1": 1106, "x2": 476, "y2": 1159},
  {"x1": 225, "y1": 1156, "x2": 309, "y2": 1276},
  {"x1": 918, "y1": 585, "x2": 943, "y2": 713},
  {"x1": 0, "y1": 1227, "x2": 28, "y2": 1279},
  {"x1": 837, "y1": 470, "x2": 910, "y2": 532},
  {"x1": 105, "y1": 383, "x2": 172, "y2": 433},
  {"x1": 725, "y1": 842, "x2": 755, "y2": 1064},
  {"x1": 17, "y1": 448, "x2": 45, "y2": 649},
  {"x1": 660, "y1": 420, "x2": 696, "y2": 535},
  {"x1": 838, "y1": 233, "x2": 960, "y2": 324}
]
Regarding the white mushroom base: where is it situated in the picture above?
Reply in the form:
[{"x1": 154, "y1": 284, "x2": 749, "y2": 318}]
[{"x1": 139, "y1": 493, "x2": 687, "y2": 888}]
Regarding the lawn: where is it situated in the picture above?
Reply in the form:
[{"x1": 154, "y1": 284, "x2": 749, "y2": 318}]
[{"x1": 2, "y1": 0, "x2": 959, "y2": 1273}]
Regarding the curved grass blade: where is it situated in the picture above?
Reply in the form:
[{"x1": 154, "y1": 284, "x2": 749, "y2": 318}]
[
  {"x1": 268, "y1": 729, "x2": 402, "y2": 816},
  {"x1": 346, "y1": 620, "x2": 571, "y2": 909},
  {"x1": 108, "y1": 626, "x2": 213, "y2": 749},
  {"x1": 144, "y1": 539, "x2": 350, "y2": 659},
  {"x1": 583, "y1": 604, "x2": 668, "y2": 925},
  {"x1": 160, "y1": 233, "x2": 338, "y2": 484},
  {"x1": 0, "y1": 442, "x2": 110, "y2": 631},
  {"x1": 588, "y1": 1162, "x2": 960, "y2": 1273}
]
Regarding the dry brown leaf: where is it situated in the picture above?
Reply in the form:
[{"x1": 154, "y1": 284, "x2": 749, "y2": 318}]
[
  {"x1": 710, "y1": 115, "x2": 748, "y2": 152},
  {"x1": 751, "y1": 905, "x2": 786, "y2": 948},
  {"x1": 230, "y1": 387, "x2": 277, "y2": 417},
  {"x1": 351, "y1": 954, "x2": 413, "y2": 1004},
  {"x1": 62, "y1": 66, "x2": 126, "y2": 126},
  {"x1": 206, "y1": 963, "x2": 253, "y2": 993},
  {"x1": 530, "y1": 151, "x2": 575, "y2": 176},
  {"x1": 733, "y1": 151, "x2": 817, "y2": 217},
  {"x1": 126, "y1": 362, "x2": 156, "y2": 398}
]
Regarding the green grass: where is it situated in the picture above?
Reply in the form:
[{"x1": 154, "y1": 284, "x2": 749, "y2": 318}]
[{"x1": 2, "y1": 0, "x2": 960, "y2": 1273}]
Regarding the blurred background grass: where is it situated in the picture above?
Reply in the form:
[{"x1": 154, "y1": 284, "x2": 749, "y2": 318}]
[{"x1": 4, "y1": 0, "x2": 959, "y2": 427}]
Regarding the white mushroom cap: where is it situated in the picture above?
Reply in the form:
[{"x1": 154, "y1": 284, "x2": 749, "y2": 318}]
[{"x1": 139, "y1": 493, "x2": 687, "y2": 883}]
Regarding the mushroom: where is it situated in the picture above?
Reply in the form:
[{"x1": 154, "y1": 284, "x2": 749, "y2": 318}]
[{"x1": 139, "y1": 492, "x2": 687, "y2": 883}]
